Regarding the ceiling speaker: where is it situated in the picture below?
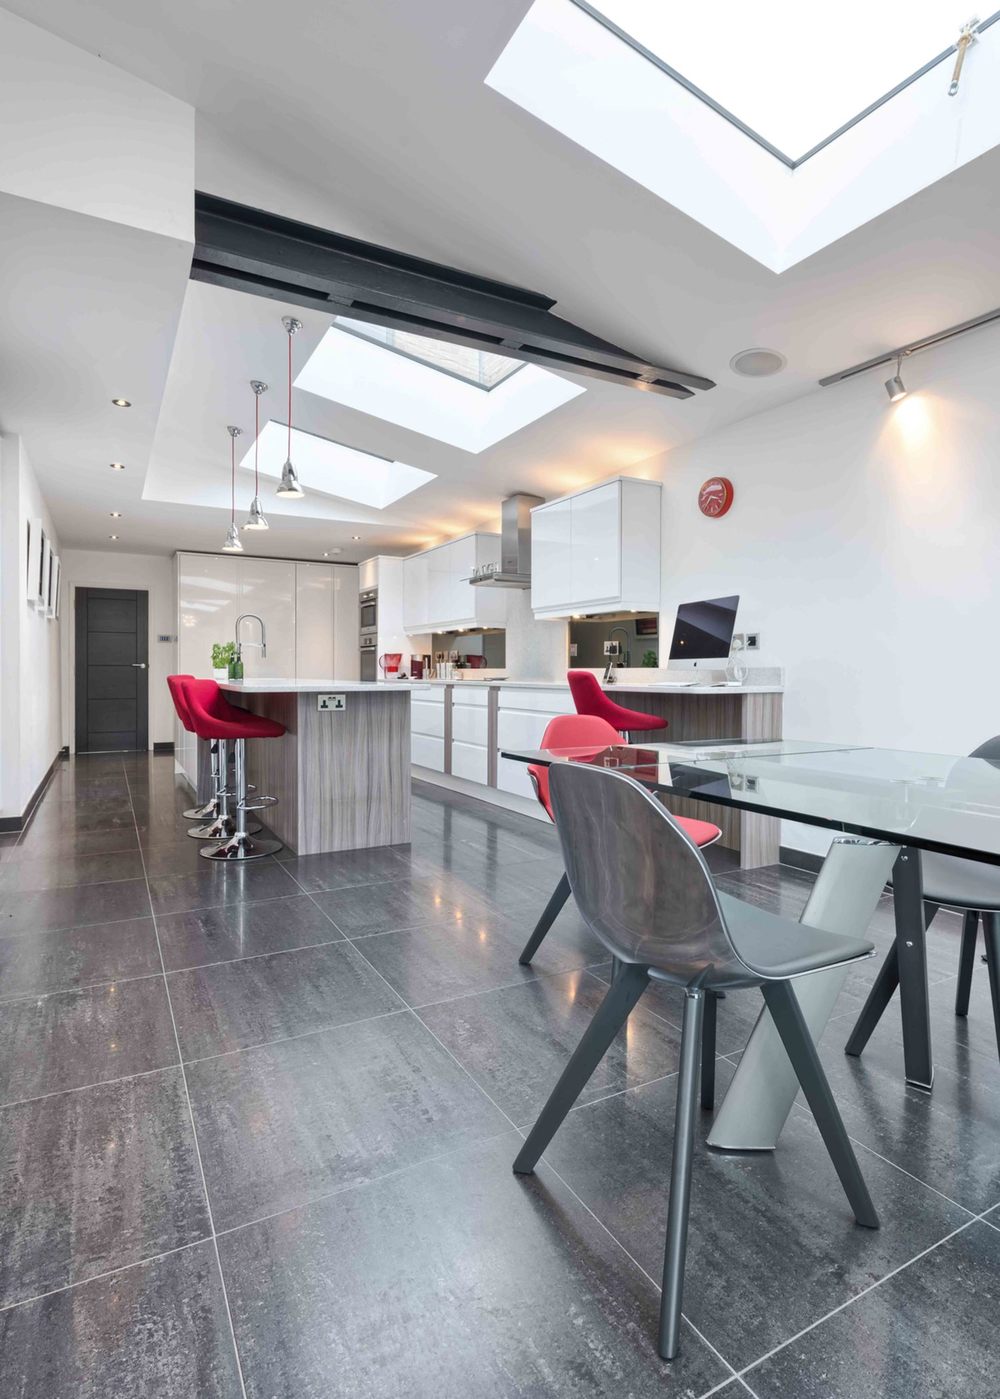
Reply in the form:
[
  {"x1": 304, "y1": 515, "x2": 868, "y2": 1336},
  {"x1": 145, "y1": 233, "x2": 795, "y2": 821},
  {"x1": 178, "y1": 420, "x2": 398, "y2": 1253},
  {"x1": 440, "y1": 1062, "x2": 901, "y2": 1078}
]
[{"x1": 729, "y1": 348, "x2": 786, "y2": 377}]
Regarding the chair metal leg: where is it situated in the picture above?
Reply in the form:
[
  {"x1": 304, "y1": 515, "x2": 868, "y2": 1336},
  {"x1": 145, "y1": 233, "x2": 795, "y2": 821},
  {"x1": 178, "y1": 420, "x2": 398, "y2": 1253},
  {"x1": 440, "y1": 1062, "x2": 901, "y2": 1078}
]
[
  {"x1": 518, "y1": 872, "x2": 571, "y2": 965},
  {"x1": 762, "y1": 980, "x2": 879, "y2": 1230},
  {"x1": 980, "y1": 912, "x2": 1000, "y2": 1064},
  {"x1": 183, "y1": 740, "x2": 222, "y2": 820},
  {"x1": 658, "y1": 987, "x2": 704, "y2": 1361},
  {"x1": 955, "y1": 910, "x2": 980, "y2": 1018},
  {"x1": 514, "y1": 964, "x2": 650, "y2": 1175},
  {"x1": 844, "y1": 943, "x2": 898, "y2": 1056},
  {"x1": 200, "y1": 738, "x2": 281, "y2": 861},
  {"x1": 701, "y1": 990, "x2": 717, "y2": 1110}
]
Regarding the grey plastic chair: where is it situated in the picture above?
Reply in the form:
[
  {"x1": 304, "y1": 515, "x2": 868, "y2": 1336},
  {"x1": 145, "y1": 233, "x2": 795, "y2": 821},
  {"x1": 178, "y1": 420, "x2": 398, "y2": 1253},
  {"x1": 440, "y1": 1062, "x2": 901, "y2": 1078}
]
[
  {"x1": 513, "y1": 762, "x2": 879, "y2": 1361},
  {"x1": 923, "y1": 736, "x2": 1000, "y2": 1054}
]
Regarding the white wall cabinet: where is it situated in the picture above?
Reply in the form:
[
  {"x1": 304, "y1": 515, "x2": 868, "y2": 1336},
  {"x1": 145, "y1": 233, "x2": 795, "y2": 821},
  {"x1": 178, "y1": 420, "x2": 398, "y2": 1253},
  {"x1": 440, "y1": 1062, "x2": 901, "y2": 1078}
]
[
  {"x1": 530, "y1": 477, "x2": 661, "y2": 619},
  {"x1": 295, "y1": 563, "x2": 359, "y2": 681},
  {"x1": 401, "y1": 533, "x2": 507, "y2": 633}
]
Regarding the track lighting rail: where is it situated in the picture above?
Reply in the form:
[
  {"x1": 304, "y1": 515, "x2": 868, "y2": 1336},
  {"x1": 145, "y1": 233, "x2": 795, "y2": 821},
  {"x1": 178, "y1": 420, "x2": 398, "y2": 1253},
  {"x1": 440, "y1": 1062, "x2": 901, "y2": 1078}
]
[{"x1": 818, "y1": 304, "x2": 1000, "y2": 388}]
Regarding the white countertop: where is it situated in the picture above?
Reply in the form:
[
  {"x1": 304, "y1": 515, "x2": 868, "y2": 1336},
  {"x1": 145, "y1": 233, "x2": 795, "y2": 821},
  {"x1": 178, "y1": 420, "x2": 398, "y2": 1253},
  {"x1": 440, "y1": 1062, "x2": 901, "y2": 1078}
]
[
  {"x1": 222, "y1": 678, "x2": 783, "y2": 696},
  {"x1": 220, "y1": 679, "x2": 420, "y2": 693}
]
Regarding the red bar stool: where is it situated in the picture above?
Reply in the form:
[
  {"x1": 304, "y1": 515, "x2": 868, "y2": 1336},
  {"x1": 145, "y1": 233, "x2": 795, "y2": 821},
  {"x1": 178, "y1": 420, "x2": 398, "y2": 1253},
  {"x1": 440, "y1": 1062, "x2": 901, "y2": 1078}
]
[
  {"x1": 518, "y1": 713, "x2": 722, "y2": 966},
  {"x1": 567, "y1": 669, "x2": 667, "y2": 739},
  {"x1": 167, "y1": 674, "x2": 229, "y2": 835},
  {"x1": 183, "y1": 678, "x2": 286, "y2": 861}
]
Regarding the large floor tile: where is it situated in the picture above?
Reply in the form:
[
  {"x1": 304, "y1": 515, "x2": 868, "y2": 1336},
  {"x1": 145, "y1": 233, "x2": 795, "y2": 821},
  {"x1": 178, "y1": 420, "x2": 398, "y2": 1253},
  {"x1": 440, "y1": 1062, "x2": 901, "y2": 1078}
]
[
  {"x1": 156, "y1": 895, "x2": 343, "y2": 971},
  {"x1": 146, "y1": 859, "x2": 298, "y2": 916},
  {"x1": 0, "y1": 880, "x2": 151, "y2": 936},
  {"x1": 0, "y1": 917, "x2": 159, "y2": 1000},
  {"x1": 0, "y1": 977, "x2": 177, "y2": 1104},
  {"x1": 219, "y1": 1133, "x2": 728, "y2": 1399},
  {"x1": 0, "y1": 1069, "x2": 210, "y2": 1308},
  {"x1": 351, "y1": 909, "x2": 605, "y2": 1009},
  {"x1": 186, "y1": 1011, "x2": 508, "y2": 1229},
  {"x1": 310, "y1": 874, "x2": 495, "y2": 939},
  {"x1": 0, "y1": 850, "x2": 145, "y2": 894},
  {"x1": 22, "y1": 802, "x2": 135, "y2": 839},
  {"x1": 278, "y1": 844, "x2": 416, "y2": 892},
  {"x1": 419, "y1": 969, "x2": 684, "y2": 1124},
  {"x1": 748, "y1": 1220, "x2": 1000, "y2": 1398},
  {"x1": 0, "y1": 1242, "x2": 244, "y2": 1399},
  {"x1": 543, "y1": 1067, "x2": 969, "y2": 1370},
  {"x1": 2, "y1": 826, "x2": 139, "y2": 860},
  {"x1": 169, "y1": 941, "x2": 403, "y2": 1060}
]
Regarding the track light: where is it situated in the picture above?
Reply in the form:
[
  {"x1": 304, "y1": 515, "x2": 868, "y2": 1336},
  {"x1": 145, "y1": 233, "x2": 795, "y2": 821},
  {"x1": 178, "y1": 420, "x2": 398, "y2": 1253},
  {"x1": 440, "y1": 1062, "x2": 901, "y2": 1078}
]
[
  {"x1": 276, "y1": 316, "x2": 305, "y2": 498},
  {"x1": 245, "y1": 380, "x2": 270, "y2": 529},
  {"x1": 884, "y1": 355, "x2": 908, "y2": 403}
]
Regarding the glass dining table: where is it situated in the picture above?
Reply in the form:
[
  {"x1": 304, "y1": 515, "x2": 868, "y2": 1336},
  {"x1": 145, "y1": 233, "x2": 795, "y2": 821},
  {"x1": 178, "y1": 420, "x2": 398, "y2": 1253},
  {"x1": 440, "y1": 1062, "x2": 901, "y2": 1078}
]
[{"x1": 501, "y1": 737, "x2": 1000, "y2": 1150}]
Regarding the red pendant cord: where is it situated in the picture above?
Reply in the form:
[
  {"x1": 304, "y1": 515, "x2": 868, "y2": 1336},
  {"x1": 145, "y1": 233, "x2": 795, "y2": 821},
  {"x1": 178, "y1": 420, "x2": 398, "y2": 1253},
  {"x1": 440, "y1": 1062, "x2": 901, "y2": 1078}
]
[
  {"x1": 287, "y1": 329, "x2": 293, "y2": 460},
  {"x1": 231, "y1": 431, "x2": 236, "y2": 523}
]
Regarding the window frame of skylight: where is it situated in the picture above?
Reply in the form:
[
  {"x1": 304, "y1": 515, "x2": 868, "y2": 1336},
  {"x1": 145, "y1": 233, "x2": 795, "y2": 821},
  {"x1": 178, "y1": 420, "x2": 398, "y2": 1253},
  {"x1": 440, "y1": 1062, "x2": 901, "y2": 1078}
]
[
  {"x1": 571, "y1": 0, "x2": 1000, "y2": 168},
  {"x1": 334, "y1": 319, "x2": 527, "y2": 392}
]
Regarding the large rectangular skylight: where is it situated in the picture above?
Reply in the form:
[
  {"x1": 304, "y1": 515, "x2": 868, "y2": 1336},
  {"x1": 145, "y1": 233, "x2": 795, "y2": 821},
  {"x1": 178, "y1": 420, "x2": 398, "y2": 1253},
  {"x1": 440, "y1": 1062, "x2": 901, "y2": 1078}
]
[
  {"x1": 335, "y1": 316, "x2": 523, "y2": 389},
  {"x1": 296, "y1": 323, "x2": 584, "y2": 454},
  {"x1": 582, "y1": 0, "x2": 975, "y2": 161},
  {"x1": 241, "y1": 421, "x2": 435, "y2": 509}
]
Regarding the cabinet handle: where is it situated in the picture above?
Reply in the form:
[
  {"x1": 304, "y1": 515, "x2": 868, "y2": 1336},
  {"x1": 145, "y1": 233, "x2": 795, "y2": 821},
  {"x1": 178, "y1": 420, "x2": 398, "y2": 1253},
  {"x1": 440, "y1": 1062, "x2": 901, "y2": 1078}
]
[{"x1": 131, "y1": 662, "x2": 147, "y2": 669}]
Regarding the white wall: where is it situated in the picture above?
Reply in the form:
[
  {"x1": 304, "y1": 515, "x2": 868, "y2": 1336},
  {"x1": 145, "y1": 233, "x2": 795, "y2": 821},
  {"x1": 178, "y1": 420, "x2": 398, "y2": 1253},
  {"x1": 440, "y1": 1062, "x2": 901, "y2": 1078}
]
[
  {"x1": 60, "y1": 549, "x2": 176, "y2": 751},
  {"x1": 644, "y1": 324, "x2": 1000, "y2": 855},
  {"x1": 0, "y1": 434, "x2": 62, "y2": 817}
]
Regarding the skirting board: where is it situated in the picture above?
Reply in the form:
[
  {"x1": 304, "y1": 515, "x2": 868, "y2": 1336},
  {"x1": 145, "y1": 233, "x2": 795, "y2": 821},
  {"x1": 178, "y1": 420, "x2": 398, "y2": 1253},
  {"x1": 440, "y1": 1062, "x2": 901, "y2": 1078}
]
[
  {"x1": 779, "y1": 845, "x2": 824, "y2": 873},
  {"x1": 0, "y1": 750, "x2": 66, "y2": 832},
  {"x1": 411, "y1": 766, "x2": 548, "y2": 822},
  {"x1": 153, "y1": 741, "x2": 175, "y2": 754}
]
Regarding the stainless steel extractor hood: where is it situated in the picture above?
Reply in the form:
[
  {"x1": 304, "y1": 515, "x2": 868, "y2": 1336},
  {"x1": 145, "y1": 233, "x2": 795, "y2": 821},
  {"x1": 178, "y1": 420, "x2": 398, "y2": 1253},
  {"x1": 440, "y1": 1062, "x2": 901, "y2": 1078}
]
[{"x1": 469, "y1": 492, "x2": 544, "y2": 589}]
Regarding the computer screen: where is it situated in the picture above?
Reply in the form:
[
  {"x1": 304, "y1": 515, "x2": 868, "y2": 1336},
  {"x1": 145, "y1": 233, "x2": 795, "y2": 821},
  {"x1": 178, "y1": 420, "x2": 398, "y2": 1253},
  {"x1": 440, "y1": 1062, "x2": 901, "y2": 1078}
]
[{"x1": 668, "y1": 595, "x2": 739, "y2": 664}]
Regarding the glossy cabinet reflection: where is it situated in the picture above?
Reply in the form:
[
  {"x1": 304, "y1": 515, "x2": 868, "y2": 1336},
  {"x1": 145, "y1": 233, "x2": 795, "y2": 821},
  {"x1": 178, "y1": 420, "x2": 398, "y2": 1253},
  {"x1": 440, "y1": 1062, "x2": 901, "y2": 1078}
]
[
  {"x1": 401, "y1": 532, "x2": 506, "y2": 633},
  {"x1": 295, "y1": 563, "x2": 359, "y2": 681}
]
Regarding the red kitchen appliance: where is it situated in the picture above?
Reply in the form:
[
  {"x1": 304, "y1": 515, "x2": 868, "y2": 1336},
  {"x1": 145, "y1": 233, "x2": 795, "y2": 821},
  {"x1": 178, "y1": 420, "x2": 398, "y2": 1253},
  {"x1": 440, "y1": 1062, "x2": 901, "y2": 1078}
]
[{"x1": 379, "y1": 652, "x2": 403, "y2": 677}]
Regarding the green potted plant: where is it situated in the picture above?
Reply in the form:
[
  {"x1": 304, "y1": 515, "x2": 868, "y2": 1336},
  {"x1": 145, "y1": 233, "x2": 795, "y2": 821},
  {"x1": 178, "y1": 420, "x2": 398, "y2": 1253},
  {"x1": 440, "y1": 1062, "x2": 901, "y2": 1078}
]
[
  {"x1": 641, "y1": 649, "x2": 658, "y2": 668},
  {"x1": 211, "y1": 642, "x2": 235, "y2": 682}
]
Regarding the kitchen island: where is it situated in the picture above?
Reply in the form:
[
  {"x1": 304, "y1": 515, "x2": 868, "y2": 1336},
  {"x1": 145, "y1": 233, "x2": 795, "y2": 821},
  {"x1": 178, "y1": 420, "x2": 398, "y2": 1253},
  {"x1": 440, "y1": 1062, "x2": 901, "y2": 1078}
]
[{"x1": 208, "y1": 680, "x2": 415, "y2": 855}]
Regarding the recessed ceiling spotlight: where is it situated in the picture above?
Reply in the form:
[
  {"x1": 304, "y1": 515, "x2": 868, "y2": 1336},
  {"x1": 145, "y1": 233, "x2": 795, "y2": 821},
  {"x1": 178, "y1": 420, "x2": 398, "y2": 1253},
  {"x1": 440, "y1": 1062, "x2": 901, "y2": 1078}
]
[
  {"x1": 108, "y1": 534, "x2": 119, "y2": 540},
  {"x1": 110, "y1": 462, "x2": 125, "y2": 470},
  {"x1": 351, "y1": 535, "x2": 361, "y2": 540},
  {"x1": 109, "y1": 511, "x2": 122, "y2": 518},
  {"x1": 729, "y1": 348, "x2": 786, "y2": 378},
  {"x1": 111, "y1": 398, "x2": 132, "y2": 408},
  {"x1": 323, "y1": 548, "x2": 343, "y2": 557}
]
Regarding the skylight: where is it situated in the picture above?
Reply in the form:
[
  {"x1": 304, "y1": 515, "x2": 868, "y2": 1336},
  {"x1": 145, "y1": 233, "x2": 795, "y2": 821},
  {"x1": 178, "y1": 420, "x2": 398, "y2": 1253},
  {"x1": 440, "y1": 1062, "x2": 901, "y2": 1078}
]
[
  {"x1": 581, "y1": 0, "x2": 978, "y2": 163},
  {"x1": 296, "y1": 323, "x2": 584, "y2": 453},
  {"x1": 241, "y1": 421, "x2": 435, "y2": 509},
  {"x1": 335, "y1": 316, "x2": 523, "y2": 389},
  {"x1": 487, "y1": 0, "x2": 1000, "y2": 271}
]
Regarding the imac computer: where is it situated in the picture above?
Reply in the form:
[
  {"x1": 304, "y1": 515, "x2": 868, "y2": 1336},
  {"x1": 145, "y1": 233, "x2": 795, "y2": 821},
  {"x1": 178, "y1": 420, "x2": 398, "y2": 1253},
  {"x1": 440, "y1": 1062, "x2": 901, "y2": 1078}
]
[{"x1": 667, "y1": 595, "x2": 740, "y2": 671}]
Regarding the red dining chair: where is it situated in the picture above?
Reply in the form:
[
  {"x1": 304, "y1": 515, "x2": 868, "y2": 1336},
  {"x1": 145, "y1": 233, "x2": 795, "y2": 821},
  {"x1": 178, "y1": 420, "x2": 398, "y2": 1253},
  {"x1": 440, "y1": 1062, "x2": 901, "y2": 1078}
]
[
  {"x1": 182, "y1": 678, "x2": 286, "y2": 861},
  {"x1": 519, "y1": 713, "x2": 722, "y2": 964},
  {"x1": 567, "y1": 669, "x2": 667, "y2": 738}
]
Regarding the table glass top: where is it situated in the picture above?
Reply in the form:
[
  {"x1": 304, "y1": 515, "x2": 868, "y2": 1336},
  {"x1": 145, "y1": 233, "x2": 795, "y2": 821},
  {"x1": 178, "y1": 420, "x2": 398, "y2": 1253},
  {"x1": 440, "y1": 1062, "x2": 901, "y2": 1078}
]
[{"x1": 503, "y1": 739, "x2": 1000, "y2": 865}]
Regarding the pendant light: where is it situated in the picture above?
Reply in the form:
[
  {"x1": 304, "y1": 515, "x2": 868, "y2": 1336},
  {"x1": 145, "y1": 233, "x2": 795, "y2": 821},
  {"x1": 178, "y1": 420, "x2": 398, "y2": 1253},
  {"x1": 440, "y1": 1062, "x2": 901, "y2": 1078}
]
[
  {"x1": 244, "y1": 380, "x2": 269, "y2": 529},
  {"x1": 276, "y1": 315, "x2": 305, "y2": 498},
  {"x1": 222, "y1": 425, "x2": 244, "y2": 552}
]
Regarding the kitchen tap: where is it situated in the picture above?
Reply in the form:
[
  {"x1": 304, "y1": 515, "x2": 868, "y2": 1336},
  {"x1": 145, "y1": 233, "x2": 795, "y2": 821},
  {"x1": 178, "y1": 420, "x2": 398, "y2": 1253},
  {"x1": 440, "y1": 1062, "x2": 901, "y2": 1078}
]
[
  {"x1": 235, "y1": 613, "x2": 267, "y2": 665},
  {"x1": 603, "y1": 626, "x2": 631, "y2": 683}
]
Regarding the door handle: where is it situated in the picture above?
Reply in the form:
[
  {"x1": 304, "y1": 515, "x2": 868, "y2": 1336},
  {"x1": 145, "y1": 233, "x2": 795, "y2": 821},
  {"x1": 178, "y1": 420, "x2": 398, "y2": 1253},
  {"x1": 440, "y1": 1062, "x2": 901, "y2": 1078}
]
[{"x1": 131, "y1": 662, "x2": 147, "y2": 669}]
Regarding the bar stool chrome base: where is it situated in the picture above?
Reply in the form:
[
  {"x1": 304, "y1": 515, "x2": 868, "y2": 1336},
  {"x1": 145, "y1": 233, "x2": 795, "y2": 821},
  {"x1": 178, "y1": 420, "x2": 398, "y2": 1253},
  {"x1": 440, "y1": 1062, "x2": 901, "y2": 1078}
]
[
  {"x1": 187, "y1": 811, "x2": 262, "y2": 840},
  {"x1": 199, "y1": 831, "x2": 282, "y2": 861}
]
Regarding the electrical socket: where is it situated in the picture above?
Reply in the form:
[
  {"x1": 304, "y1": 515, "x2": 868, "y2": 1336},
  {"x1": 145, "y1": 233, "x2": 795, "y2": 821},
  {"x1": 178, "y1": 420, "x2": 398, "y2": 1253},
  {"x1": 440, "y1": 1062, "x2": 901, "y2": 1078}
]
[
  {"x1": 317, "y1": 693, "x2": 346, "y2": 712},
  {"x1": 745, "y1": 632, "x2": 760, "y2": 651}
]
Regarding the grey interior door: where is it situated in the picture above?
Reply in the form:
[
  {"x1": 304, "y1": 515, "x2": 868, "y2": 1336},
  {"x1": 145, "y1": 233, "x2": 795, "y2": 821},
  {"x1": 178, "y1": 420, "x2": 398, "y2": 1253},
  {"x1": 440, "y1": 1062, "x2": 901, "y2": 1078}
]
[{"x1": 74, "y1": 588, "x2": 149, "y2": 752}]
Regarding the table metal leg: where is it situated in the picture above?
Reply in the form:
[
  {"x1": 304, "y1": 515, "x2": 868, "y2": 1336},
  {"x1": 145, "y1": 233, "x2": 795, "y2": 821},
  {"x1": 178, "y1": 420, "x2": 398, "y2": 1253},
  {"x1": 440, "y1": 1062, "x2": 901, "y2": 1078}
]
[{"x1": 708, "y1": 838, "x2": 899, "y2": 1151}]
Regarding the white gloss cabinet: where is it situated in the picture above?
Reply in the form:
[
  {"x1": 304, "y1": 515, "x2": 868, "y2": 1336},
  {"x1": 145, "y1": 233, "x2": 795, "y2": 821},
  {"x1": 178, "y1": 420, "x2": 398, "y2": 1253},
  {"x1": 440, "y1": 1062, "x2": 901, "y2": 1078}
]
[
  {"x1": 295, "y1": 563, "x2": 359, "y2": 682},
  {"x1": 237, "y1": 558, "x2": 296, "y2": 679},
  {"x1": 401, "y1": 533, "x2": 506, "y2": 633},
  {"x1": 530, "y1": 476, "x2": 662, "y2": 619}
]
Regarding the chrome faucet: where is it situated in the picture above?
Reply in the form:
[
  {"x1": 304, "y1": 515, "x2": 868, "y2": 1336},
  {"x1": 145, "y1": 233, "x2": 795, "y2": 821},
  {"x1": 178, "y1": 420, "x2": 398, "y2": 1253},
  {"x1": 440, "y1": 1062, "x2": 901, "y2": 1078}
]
[
  {"x1": 235, "y1": 613, "x2": 267, "y2": 665},
  {"x1": 603, "y1": 626, "x2": 630, "y2": 683}
]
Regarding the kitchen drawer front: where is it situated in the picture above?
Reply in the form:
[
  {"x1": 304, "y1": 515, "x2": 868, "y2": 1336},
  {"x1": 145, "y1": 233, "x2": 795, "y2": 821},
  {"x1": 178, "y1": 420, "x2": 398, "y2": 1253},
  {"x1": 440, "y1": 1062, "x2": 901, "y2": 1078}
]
[
  {"x1": 451, "y1": 740, "x2": 489, "y2": 786},
  {"x1": 411, "y1": 734, "x2": 445, "y2": 771},
  {"x1": 497, "y1": 687, "x2": 573, "y2": 717},
  {"x1": 497, "y1": 755, "x2": 538, "y2": 801},
  {"x1": 411, "y1": 699, "x2": 446, "y2": 738},
  {"x1": 451, "y1": 702, "x2": 489, "y2": 747}
]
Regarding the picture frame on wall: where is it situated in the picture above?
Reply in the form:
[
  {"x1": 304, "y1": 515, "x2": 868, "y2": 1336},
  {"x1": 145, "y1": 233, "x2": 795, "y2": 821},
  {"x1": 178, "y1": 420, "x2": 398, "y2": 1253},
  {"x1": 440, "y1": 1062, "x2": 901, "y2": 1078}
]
[
  {"x1": 26, "y1": 518, "x2": 42, "y2": 606},
  {"x1": 39, "y1": 531, "x2": 51, "y2": 609},
  {"x1": 47, "y1": 554, "x2": 60, "y2": 619}
]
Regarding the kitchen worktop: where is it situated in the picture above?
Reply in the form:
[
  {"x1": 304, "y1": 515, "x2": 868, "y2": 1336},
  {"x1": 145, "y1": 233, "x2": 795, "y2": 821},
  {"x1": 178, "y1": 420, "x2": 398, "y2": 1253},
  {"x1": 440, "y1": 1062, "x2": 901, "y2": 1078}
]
[
  {"x1": 220, "y1": 679, "x2": 422, "y2": 693},
  {"x1": 410, "y1": 679, "x2": 785, "y2": 694}
]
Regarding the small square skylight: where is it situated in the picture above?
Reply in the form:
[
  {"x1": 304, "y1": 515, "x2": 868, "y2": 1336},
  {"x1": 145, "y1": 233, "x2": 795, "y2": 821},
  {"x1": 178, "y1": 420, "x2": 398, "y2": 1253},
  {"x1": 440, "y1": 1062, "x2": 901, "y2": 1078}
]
[
  {"x1": 335, "y1": 317, "x2": 524, "y2": 389},
  {"x1": 241, "y1": 421, "x2": 436, "y2": 509},
  {"x1": 296, "y1": 323, "x2": 584, "y2": 453}
]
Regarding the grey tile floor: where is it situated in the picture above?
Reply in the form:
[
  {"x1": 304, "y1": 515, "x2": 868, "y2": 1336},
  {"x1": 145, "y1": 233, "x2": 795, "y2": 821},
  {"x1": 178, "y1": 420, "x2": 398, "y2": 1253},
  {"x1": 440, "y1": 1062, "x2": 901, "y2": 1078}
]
[{"x1": 0, "y1": 753, "x2": 997, "y2": 1397}]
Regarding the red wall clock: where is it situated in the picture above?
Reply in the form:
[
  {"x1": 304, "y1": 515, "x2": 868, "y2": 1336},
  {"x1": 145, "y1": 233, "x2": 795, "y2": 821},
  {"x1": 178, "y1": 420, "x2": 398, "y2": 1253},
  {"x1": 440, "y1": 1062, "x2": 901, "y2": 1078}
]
[{"x1": 698, "y1": 476, "x2": 734, "y2": 518}]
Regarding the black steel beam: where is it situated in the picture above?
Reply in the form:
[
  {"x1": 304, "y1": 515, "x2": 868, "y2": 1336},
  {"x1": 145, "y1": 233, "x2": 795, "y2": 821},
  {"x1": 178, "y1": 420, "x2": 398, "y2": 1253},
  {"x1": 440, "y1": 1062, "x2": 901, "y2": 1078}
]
[{"x1": 191, "y1": 193, "x2": 714, "y2": 399}]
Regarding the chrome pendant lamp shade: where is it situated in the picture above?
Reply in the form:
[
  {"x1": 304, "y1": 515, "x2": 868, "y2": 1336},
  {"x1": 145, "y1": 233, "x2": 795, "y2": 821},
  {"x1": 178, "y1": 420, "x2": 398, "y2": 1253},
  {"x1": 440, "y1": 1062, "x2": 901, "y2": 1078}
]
[
  {"x1": 222, "y1": 425, "x2": 244, "y2": 551},
  {"x1": 276, "y1": 316, "x2": 305, "y2": 499},
  {"x1": 244, "y1": 380, "x2": 269, "y2": 529}
]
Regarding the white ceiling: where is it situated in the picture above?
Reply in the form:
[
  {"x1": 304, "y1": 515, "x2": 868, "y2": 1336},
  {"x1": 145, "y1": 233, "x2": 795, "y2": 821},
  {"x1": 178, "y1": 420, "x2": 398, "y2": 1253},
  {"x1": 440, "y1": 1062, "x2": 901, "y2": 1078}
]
[{"x1": 4, "y1": 0, "x2": 1000, "y2": 562}]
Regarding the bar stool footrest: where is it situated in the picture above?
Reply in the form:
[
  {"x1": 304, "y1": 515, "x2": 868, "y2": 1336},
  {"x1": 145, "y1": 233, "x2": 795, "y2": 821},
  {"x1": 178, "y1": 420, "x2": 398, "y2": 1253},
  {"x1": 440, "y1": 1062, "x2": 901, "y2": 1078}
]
[{"x1": 239, "y1": 794, "x2": 279, "y2": 811}]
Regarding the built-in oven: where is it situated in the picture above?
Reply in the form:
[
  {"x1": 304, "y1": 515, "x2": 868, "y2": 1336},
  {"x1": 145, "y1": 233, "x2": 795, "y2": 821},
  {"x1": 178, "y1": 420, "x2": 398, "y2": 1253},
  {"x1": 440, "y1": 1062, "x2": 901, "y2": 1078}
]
[
  {"x1": 359, "y1": 637, "x2": 377, "y2": 682},
  {"x1": 359, "y1": 588, "x2": 378, "y2": 634}
]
